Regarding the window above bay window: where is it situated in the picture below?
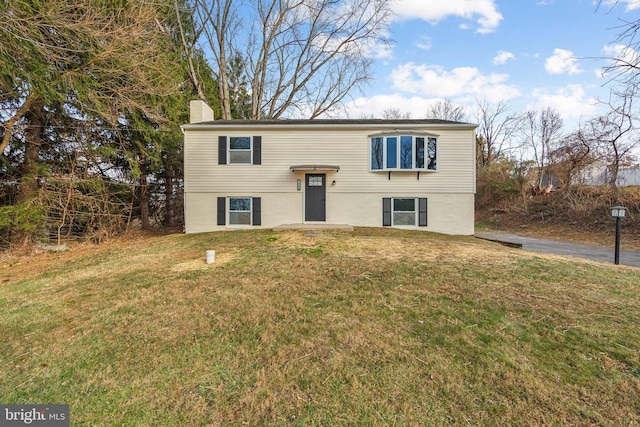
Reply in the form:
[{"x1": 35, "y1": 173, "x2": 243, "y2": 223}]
[{"x1": 370, "y1": 132, "x2": 438, "y2": 172}]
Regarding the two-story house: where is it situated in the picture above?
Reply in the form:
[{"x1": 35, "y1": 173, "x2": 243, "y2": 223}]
[{"x1": 182, "y1": 100, "x2": 477, "y2": 235}]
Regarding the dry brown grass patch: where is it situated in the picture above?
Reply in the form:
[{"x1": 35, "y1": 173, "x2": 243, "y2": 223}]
[{"x1": 274, "y1": 230, "x2": 522, "y2": 266}]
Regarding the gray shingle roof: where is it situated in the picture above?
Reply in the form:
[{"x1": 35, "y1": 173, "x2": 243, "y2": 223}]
[{"x1": 193, "y1": 118, "x2": 473, "y2": 126}]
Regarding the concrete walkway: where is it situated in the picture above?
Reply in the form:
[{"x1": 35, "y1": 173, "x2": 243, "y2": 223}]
[
  {"x1": 475, "y1": 232, "x2": 640, "y2": 268},
  {"x1": 273, "y1": 223, "x2": 354, "y2": 231}
]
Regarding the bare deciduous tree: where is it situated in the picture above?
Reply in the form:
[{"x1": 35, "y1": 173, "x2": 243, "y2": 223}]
[
  {"x1": 585, "y1": 88, "x2": 639, "y2": 199},
  {"x1": 549, "y1": 130, "x2": 598, "y2": 189},
  {"x1": 382, "y1": 108, "x2": 412, "y2": 119},
  {"x1": 474, "y1": 99, "x2": 522, "y2": 167},
  {"x1": 174, "y1": 0, "x2": 207, "y2": 100},
  {"x1": 190, "y1": 0, "x2": 392, "y2": 119},
  {"x1": 524, "y1": 107, "x2": 564, "y2": 193},
  {"x1": 190, "y1": 0, "x2": 243, "y2": 119},
  {"x1": 426, "y1": 98, "x2": 467, "y2": 122}
]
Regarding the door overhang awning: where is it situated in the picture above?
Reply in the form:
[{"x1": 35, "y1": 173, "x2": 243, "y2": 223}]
[{"x1": 290, "y1": 164, "x2": 340, "y2": 172}]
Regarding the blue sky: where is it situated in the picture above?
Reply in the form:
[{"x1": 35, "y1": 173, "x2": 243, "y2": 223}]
[{"x1": 343, "y1": 0, "x2": 640, "y2": 129}]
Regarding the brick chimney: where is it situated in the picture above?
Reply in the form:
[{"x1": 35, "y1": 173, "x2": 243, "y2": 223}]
[{"x1": 189, "y1": 100, "x2": 214, "y2": 123}]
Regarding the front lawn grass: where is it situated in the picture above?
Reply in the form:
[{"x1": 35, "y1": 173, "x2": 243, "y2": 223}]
[{"x1": 1, "y1": 229, "x2": 639, "y2": 425}]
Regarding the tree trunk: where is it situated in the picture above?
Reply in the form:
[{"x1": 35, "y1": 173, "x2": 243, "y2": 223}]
[
  {"x1": 610, "y1": 161, "x2": 620, "y2": 201},
  {"x1": 218, "y1": 49, "x2": 231, "y2": 120},
  {"x1": 163, "y1": 165, "x2": 176, "y2": 228},
  {"x1": 215, "y1": 0, "x2": 232, "y2": 119},
  {"x1": 12, "y1": 102, "x2": 45, "y2": 246},
  {"x1": 139, "y1": 155, "x2": 151, "y2": 231}
]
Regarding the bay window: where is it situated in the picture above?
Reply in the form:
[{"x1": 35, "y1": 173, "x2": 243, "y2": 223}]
[{"x1": 369, "y1": 133, "x2": 437, "y2": 171}]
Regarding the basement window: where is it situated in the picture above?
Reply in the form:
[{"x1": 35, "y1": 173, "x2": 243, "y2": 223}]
[
  {"x1": 393, "y1": 198, "x2": 417, "y2": 226},
  {"x1": 229, "y1": 197, "x2": 252, "y2": 225}
]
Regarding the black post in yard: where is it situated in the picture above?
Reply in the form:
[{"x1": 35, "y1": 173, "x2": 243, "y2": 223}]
[
  {"x1": 614, "y1": 216, "x2": 622, "y2": 265},
  {"x1": 611, "y1": 206, "x2": 626, "y2": 265}
]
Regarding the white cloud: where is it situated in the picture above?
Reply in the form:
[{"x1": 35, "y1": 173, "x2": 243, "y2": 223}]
[
  {"x1": 601, "y1": 0, "x2": 640, "y2": 11},
  {"x1": 343, "y1": 94, "x2": 442, "y2": 118},
  {"x1": 545, "y1": 48, "x2": 583, "y2": 75},
  {"x1": 389, "y1": 62, "x2": 520, "y2": 103},
  {"x1": 603, "y1": 44, "x2": 627, "y2": 58},
  {"x1": 367, "y1": 40, "x2": 394, "y2": 59},
  {"x1": 391, "y1": 0, "x2": 503, "y2": 33},
  {"x1": 602, "y1": 43, "x2": 639, "y2": 71},
  {"x1": 530, "y1": 85, "x2": 598, "y2": 122},
  {"x1": 416, "y1": 36, "x2": 432, "y2": 51},
  {"x1": 493, "y1": 50, "x2": 515, "y2": 65}
]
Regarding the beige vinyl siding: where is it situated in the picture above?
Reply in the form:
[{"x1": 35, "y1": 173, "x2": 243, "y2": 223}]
[
  {"x1": 184, "y1": 192, "x2": 304, "y2": 233},
  {"x1": 184, "y1": 191, "x2": 474, "y2": 235},
  {"x1": 184, "y1": 126, "x2": 475, "y2": 195}
]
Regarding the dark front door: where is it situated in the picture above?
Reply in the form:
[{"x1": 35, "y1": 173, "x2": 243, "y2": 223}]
[{"x1": 305, "y1": 174, "x2": 326, "y2": 221}]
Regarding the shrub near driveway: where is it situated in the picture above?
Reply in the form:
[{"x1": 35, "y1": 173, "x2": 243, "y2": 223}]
[
  {"x1": 1, "y1": 229, "x2": 639, "y2": 425},
  {"x1": 476, "y1": 184, "x2": 640, "y2": 250}
]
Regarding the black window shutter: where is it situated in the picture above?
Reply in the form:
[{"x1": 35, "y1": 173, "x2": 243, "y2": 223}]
[
  {"x1": 253, "y1": 136, "x2": 262, "y2": 165},
  {"x1": 419, "y1": 198, "x2": 428, "y2": 227},
  {"x1": 218, "y1": 136, "x2": 227, "y2": 164},
  {"x1": 252, "y1": 197, "x2": 261, "y2": 226},
  {"x1": 217, "y1": 197, "x2": 226, "y2": 225},
  {"x1": 382, "y1": 198, "x2": 392, "y2": 226}
]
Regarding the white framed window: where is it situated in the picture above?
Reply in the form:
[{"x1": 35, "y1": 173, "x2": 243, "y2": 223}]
[
  {"x1": 308, "y1": 176, "x2": 323, "y2": 186},
  {"x1": 229, "y1": 137, "x2": 252, "y2": 164},
  {"x1": 383, "y1": 197, "x2": 427, "y2": 227},
  {"x1": 229, "y1": 197, "x2": 252, "y2": 225},
  {"x1": 393, "y1": 198, "x2": 416, "y2": 226},
  {"x1": 370, "y1": 134, "x2": 437, "y2": 172},
  {"x1": 219, "y1": 136, "x2": 261, "y2": 165}
]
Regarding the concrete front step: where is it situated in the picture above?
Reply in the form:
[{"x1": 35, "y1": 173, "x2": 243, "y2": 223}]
[{"x1": 273, "y1": 223, "x2": 354, "y2": 231}]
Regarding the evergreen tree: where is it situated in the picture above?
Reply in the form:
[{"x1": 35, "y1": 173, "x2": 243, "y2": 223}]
[{"x1": 0, "y1": 0, "x2": 190, "y2": 245}]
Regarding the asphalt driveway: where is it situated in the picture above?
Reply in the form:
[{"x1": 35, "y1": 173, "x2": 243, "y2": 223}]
[{"x1": 475, "y1": 232, "x2": 640, "y2": 268}]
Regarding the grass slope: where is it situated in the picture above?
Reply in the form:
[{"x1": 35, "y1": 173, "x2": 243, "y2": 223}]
[{"x1": 1, "y1": 229, "x2": 639, "y2": 425}]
